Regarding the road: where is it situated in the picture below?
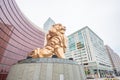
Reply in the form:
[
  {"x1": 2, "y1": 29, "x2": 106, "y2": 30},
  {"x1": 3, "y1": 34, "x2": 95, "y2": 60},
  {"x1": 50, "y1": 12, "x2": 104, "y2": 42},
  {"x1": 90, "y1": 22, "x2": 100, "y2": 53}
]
[{"x1": 86, "y1": 76, "x2": 120, "y2": 80}]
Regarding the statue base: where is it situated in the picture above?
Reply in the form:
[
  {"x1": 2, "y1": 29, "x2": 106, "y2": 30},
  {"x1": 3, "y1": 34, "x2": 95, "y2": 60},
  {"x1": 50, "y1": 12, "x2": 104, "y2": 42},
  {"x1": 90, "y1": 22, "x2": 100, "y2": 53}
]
[{"x1": 7, "y1": 58, "x2": 86, "y2": 80}]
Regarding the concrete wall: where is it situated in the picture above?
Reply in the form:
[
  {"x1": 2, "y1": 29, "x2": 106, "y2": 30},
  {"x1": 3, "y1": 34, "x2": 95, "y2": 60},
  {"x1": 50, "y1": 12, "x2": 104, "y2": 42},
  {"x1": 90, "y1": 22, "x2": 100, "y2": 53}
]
[{"x1": 7, "y1": 58, "x2": 86, "y2": 80}]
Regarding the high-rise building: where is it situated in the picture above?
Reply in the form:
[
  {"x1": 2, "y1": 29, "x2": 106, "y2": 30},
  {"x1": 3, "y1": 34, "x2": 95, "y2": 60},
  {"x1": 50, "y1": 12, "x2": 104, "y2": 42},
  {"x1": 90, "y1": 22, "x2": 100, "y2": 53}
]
[
  {"x1": 43, "y1": 17, "x2": 55, "y2": 33},
  {"x1": 105, "y1": 45, "x2": 120, "y2": 76},
  {"x1": 0, "y1": 0, "x2": 45, "y2": 79},
  {"x1": 65, "y1": 26, "x2": 112, "y2": 78}
]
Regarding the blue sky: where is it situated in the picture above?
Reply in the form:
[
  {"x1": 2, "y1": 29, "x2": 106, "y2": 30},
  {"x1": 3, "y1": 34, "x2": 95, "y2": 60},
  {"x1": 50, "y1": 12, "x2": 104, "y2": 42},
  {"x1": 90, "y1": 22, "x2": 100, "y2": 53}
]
[{"x1": 16, "y1": 0, "x2": 120, "y2": 56}]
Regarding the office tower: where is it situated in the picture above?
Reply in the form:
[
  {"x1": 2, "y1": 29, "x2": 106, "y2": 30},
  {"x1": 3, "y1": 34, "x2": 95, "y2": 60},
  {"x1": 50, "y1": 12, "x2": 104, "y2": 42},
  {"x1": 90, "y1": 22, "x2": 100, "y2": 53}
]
[
  {"x1": 43, "y1": 17, "x2": 55, "y2": 33},
  {"x1": 0, "y1": 0, "x2": 45, "y2": 79},
  {"x1": 105, "y1": 45, "x2": 120, "y2": 76},
  {"x1": 65, "y1": 26, "x2": 112, "y2": 78}
]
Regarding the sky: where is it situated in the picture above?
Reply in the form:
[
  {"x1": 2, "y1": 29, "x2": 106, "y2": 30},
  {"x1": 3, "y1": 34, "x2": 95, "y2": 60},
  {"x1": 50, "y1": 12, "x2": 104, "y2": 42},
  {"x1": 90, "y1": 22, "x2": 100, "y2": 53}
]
[{"x1": 15, "y1": 0, "x2": 120, "y2": 56}]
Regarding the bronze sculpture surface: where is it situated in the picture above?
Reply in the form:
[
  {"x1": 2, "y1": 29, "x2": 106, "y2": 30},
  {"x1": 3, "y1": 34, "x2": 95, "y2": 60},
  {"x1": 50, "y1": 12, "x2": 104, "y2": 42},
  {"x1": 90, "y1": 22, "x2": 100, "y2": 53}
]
[{"x1": 28, "y1": 24, "x2": 67, "y2": 58}]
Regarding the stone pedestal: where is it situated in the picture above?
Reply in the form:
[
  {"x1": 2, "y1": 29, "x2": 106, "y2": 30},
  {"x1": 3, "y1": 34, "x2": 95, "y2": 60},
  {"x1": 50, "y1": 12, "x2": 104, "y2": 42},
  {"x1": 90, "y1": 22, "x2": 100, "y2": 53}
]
[{"x1": 7, "y1": 58, "x2": 86, "y2": 80}]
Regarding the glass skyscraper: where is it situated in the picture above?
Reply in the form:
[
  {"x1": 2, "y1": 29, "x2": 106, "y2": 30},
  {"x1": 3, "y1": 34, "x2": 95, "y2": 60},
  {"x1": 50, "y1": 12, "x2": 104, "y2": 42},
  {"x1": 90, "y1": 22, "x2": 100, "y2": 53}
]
[
  {"x1": 43, "y1": 17, "x2": 55, "y2": 33},
  {"x1": 0, "y1": 0, "x2": 45, "y2": 79}
]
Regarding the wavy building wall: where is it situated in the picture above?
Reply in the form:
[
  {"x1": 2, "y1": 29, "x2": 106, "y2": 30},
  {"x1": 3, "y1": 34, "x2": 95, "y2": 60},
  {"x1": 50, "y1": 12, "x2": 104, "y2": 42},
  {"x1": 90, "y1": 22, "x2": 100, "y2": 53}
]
[{"x1": 0, "y1": 0, "x2": 45, "y2": 79}]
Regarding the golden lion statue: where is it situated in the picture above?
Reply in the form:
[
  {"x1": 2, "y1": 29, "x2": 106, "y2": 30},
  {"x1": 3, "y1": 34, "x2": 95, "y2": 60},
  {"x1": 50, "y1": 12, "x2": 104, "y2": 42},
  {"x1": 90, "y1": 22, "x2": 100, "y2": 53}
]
[{"x1": 27, "y1": 24, "x2": 67, "y2": 58}]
